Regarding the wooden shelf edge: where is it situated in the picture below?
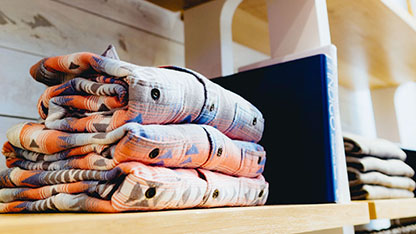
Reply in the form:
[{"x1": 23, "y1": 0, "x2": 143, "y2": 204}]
[
  {"x1": 362, "y1": 198, "x2": 416, "y2": 220},
  {"x1": 0, "y1": 203, "x2": 369, "y2": 234}
]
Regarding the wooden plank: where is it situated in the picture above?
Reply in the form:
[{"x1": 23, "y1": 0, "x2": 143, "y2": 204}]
[
  {"x1": 0, "y1": 47, "x2": 45, "y2": 119},
  {"x1": 54, "y1": 0, "x2": 184, "y2": 43},
  {"x1": 365, "y1": 199, "x2": 416, "y2": 220},
  {"x1": 0, "y1": 0, "x2": 184, "y2": 66},
  {"x1": 0, "y1": 203, "x2": 369, "y2": 234},
  {"x1": 0, "y1": 116, "x2": 28, "y2": 170},
  {"x1": 302, "y1": 228, "x2": 344, "y2": 234}
]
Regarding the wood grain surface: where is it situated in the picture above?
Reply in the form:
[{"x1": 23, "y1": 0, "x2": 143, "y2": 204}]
[
  {"x1": 365, "y1": 198, "x2": 416, "y2": 220},
  {"x1": 0, "y1": 202, "x2": 369, "y2": 234}
]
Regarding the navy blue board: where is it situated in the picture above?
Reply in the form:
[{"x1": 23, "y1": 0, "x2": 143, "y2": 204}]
[{"x1": 213, "y1": 54, "x2": 336, "y2": 204}]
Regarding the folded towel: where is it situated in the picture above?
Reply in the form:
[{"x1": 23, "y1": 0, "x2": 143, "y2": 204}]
[
  {"x1": 4, "y1": 122, "x2": 265, "y2": 178},
  {"x1": 0, "y1": 162, "x2": 268, "y2": 212},
  {"x1": 348, "y1": 167, "x2": 416, "y2": 191},
  {"x1": 347, "y1": 156, "x2": 414, "y2": 177},
  {"x1": 31, "y1": 52, "x2": 264, "y2": 142},
  {"x1": 350, "y1": 184, "x2": 414, "y2": 200},
  {"x1": 343, "y1": 133, "x2": 406, "y2": 160}
]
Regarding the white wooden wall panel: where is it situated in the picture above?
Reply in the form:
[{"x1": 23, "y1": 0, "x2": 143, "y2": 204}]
[
  {"x1": 0, "y1": 117, "x2": 27, "y2": 169},
  {"x1": 0, "y1": 0, "x2": 263, "y2": 70},
  {"x1": 0, "y1": 47, "x2": 45, "y2": 119},
  {"x1": 54, "y1": 0, "x2": 184, "y2": 43},
  {"x1": 0, "y1": 0, "x2": 184, "y2": 66}
]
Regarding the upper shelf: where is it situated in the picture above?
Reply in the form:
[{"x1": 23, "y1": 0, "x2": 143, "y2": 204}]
[
  {"x1": 0, "y1": 203, "x2": 369, "y2": 234},
  {"x1": 327, "y1": 0, "x2": 416, "y2": 89},
  {"x1": 148, "y1": 0, "x2": 416, "y2": 90}
]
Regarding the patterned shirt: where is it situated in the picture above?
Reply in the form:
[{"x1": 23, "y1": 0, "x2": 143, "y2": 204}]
[
  {"x1": 5, "y1": 122, "x2": 265, "y2": 178},
  {"x1": 0, "y1": 162, "x2": 268, "y2": 212},
  {"x1": 32, "y1": 52, "x2": 264, "y2": 143}
]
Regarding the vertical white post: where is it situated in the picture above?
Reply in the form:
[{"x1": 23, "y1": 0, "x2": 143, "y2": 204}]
[
  {"x1": 394, "y1": 82, "x2": 416, "y2": 148},
  {"x1": 184, "y1": 0, "x2": 242, "y2": 78},
  {"x1": 266, "y1": 0, "x2": 331, "y2": 59}
]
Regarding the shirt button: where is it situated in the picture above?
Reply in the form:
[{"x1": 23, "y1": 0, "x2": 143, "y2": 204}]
[
  {"x1": 145, "y1": 187, "x2": 156, "y2": 199},
  {"x1": 252, "y1": 117, "x2": 257, "y2": 126},
  {"x1": 258, "y1": 189, "x2": 264, "y2": 198},
  {"x1": 149, "y1": 148, "x2": 160, "y2": 158},
  {"x1": 216, "y1": 147, "x2": 223, "y2": 157},
  {"x1": 151, "y1": 88, "x2": 160, "y2": 100},
  {"x1": 212, "y1": 189, "x2": 219, "y2": 199},
  {"x1": 209, "y1": 104, "x2": 215, "y2": 112}
]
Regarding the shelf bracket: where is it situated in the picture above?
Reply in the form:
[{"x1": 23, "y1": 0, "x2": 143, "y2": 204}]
[
  {"x1": 239, "y1": 0, "x2": 333, "y2": 71},
  {"x1": 266, "y1": 0, "x2": 331, "y2": 59},
  {"x1": 371, "y1": 87, "x2": 401, "y2": 143},
  {"x1": 372, "y1": 84, "x2": 416, "y2": 147}
]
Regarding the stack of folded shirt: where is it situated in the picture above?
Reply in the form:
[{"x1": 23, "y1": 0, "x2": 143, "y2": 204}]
[
  {"x1": 344, "y1": 133, "x2": 415, "y2": 200},
  {"x1": 0, "y1": 46, "x2": 268, "y2": 212}
]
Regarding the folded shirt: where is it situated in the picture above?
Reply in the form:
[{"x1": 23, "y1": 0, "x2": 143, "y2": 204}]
[
  {"x1": 4, "y1": 122, "x2": 265, "y2": 178},
  {"x1": 350, "y1": 184, "x2": 414, "y2": 200},
  {"x1": 343, "y1": 133, "x2": 406, "y2": 160},
  {"x1": 348, "y1": 167, "x2": 416, "y2": 191},
  {"x1": 0, "y1": 162, "x2": 268, "y2": 212},
  {"x1": 347, "y1": 156, "x2": 414, "y2": 177},
  {"x1": 31, "y1": 52, "x2": 264, "y2": 143}
]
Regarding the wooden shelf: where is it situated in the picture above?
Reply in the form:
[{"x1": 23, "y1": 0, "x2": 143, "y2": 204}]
[
  {"x1": 0, "y1": 203, "x2": 369, "y2": 234},
  {"x1": 360, "y1": 198, "x2": 416, "y2": 220}
]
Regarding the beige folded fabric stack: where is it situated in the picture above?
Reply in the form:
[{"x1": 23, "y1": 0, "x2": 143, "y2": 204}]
[{"x1": 344, "y1": 133, "x2": 415, "y2": 200}]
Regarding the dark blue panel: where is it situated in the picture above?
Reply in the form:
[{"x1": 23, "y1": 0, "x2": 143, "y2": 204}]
[{"x1": 213, "y1": 55, "x2": 335, "y2": 204}]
